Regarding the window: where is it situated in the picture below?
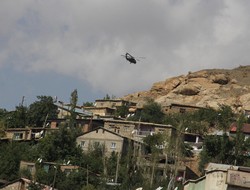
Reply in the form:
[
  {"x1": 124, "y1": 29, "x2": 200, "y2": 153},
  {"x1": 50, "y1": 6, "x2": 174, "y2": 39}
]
[
  {"x1": 94, "y1": 141, "x2": 100, "y2": 147},
  {"x1": 109, "y1": 125, "x2": 115, "y2": 129},
  {"x1": 158, "y1": 145, "x2": 164, "y2": 149},
  {"x1": 111, "y1": 142, "x2": 116, "y2": 149},
  {"x1": 180, "y1": 108, "x2": 186, "y2": 113},
  {"x1": 64, "y1": 169, "x2": 71, "y2": 176},
  {"x1": 13, "y1": 133, "x2": 23, "y2": 140},
  {"x1": 124, "y1": 126, "x2": 130, "y2": 132},
  {"x1": 80, "y1": 141, "x2": 85, "y2": 148},
  {"x1": 27, "y1": 165, "x2": 34, "y2": 173}
]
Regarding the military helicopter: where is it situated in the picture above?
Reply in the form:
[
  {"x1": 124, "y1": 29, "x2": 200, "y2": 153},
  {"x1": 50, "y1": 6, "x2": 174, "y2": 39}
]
[{"x1": 121, "y1": 52, "x2": 144, "y2": 64}]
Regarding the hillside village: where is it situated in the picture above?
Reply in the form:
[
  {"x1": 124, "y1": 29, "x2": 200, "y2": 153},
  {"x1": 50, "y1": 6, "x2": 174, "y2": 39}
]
[{"x1": 1, "y1": 66, "x2": 250, "y2": 190}]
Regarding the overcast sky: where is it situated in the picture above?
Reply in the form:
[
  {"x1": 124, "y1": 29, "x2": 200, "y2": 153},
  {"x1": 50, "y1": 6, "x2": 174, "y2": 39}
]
[{"x1": 1, "y1": 0, "x2": 250, "y2": 110}]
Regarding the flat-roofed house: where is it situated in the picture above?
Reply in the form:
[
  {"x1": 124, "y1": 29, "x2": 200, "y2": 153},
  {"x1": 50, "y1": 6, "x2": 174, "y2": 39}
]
[
  {"x1": 163, "y1": 103, "x2": 206, "y2": 114},
  {"x1": 103, "y1": 119, "x2": 175, "y2": 143},
  {"x1": 94, "y1": 99, "x2": 136, "y2": 108},
  {"x1": 5, "y1": 128, "x2": 46, "y2": 141},
  {"x1": 20, "y1": 160, "x2": 79, "y2": 180},
  {"x1": 83, "y1": 107, "x2": 116, "y2": 117}
]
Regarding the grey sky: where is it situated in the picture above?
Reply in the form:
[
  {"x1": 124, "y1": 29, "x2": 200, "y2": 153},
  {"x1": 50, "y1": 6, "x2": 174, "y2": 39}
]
[{"x1": 1, "y1": 0, "x2": 250, "y2": 110}]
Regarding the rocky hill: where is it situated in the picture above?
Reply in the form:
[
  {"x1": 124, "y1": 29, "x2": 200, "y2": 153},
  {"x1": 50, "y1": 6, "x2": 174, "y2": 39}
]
[{"x1": 123, "y1": 65, "x2": 250, "y2": 113}]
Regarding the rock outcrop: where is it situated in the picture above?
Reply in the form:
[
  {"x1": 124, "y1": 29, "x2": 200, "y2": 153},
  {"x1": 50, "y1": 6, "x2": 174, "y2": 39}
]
[{"x1": 123, "y1": 66, "x2": 250, "y2": 113}]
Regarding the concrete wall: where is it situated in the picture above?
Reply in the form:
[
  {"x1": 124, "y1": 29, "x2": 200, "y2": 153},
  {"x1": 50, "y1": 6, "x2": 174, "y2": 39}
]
[
  {"x1": 205, "y1": 171, "x2": 228, "y2": 190},
  {"x1": 184, "y1": 179, "x2": 205, "y2": 190},
  {"x1": 76, "y1": 128, "x2": 124, "y2": 155}
]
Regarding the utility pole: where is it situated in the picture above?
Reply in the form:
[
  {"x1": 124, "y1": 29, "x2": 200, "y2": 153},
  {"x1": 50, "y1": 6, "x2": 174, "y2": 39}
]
[
  {"x1": 52, "y1": 166, "x2": 57, "y2": 190},
  {"x1": 87, "y1": 165, "x2": 89, "y2": 186},
  {"x1": 20, "y1": 96, "x2": 25, "y2": 106},
  {"x1": 115, "y1": 153, "x2": 120, "y2": 183}
]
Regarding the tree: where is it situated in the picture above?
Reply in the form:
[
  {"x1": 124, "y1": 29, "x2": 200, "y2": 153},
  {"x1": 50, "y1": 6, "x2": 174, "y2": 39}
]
[
  {"x1": 0, "y1": 141, "x2": 32, "y2": 181},
  {"x1": 36, "y1": 126, "x2": 83, "y2": 162},
  {"x1": 217, "y1": 105, "x2": 236, "y2": 131},
  {"x1": 141, "y1": 100, "x2": 165, "y2": 124},
  {"x1": 5, "y1": 106, "x2": 28, "y2": 128},
  {"x1": 129, "y1": 99, "x2": 165, "y2": 124},
  {"x1": 115, "y1": 105, "x2": 129, "y2": 118},
  {"x1": 83, "y1": 102, "x2": 94, "y2": 107},
  {"x1": 27, "y1": 96, "x2": 57, "y2": 127},
  {"x1": 233, "y1": 114, "x2": 246, "y2": 165},
  {"x1": 103, "y1": 94, "x2": 116, "y2": 100},
  {"x1": 69, "y1": 89, "x2": 78, "y2": 128},
  {"x1": 81, "y1": 184, "x2": 95, "y2": 190},
  {"x1": 199, "y1": 134, "x2": 234, "y2": 173}
]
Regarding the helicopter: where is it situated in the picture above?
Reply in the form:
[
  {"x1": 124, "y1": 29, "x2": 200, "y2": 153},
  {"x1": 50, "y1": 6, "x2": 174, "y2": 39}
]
[{"x1": 121, "y1": 52, "x2": 144, "y2": 64}]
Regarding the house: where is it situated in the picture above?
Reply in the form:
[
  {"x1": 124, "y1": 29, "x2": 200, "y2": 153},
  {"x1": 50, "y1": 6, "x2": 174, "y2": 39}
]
[
  {"x1": 140, "y1": 155, "x2": 198, "y2": 184},
  {"x1": 83, "y1": 99, "x2": 137, "y2": 117},
  {"x1": 183, "y1": 132, "x2": 203, "y2": 154},
  {"x1": 244, "y1": 109, "x2": 250, "y2": 118},
  {"x1": 48, "y1": 118, "x2": 104, "y2": 133},
  {"x1": 184, "y1": 162, "x2": 250, "y2": 190},
  {"x1": 76, "y1": 127, "x2": 143, "y2": 157},
  {"x1": 0, "y1": 178, "x2": 52, "y2": 190},
  {"x1": 83, "y1": 106, "x2": 116, "y2": 117},
  {"x1": 163, "y1": 103, "x2": 206, "y2": 114},
  {"x1": 4, "y1": 127, "x2": 46, "y2": 141},
  {"x1": 229, "y1": 122, "x2": 250, "y2": 140},
  {"x1": 48, "y1": 117, "x2": 175, "y2": 143},
  {"x1": 103, "y1": 119, "x2": 175, "y2": 143},
  {"x1": 20, "y1": 160, "x2": 79, "y2": 180},
  {"x1": 94, "y1": 99, "x2": 136, "y2": 108}
]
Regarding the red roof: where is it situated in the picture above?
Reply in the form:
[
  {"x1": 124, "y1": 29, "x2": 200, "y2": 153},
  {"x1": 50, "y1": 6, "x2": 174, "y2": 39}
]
[{"x1": 230, "y1": 122, "x2": 250, "y2": 134}]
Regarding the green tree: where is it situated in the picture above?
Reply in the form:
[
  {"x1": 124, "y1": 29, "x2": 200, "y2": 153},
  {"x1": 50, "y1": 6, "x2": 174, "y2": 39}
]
[
  {"x1": 199, "y1": 134, "x2": 234, "y2": 173},
  {"x1": 27, "y1": 96, "x2": 57, "y2": 127},
  {"x1": 115, "y1": 105, "x2": 129, "y2": 118},
  {"x1": 141, "y1": 100, "x2": 165, "y2": 124},
  {"x1": 69, "y1": 89, "x2": 78, "y2": 128},
  {"x1": 36, "y1": 126, "x2": 83, "y2": 162},
  {"x1": 5, "y1": 106, "x2": 28, "y2": 128},
  {"x1": 103, "y1": 94, "x2": 116, "y2": 100},
  {"x1": 56, "y1": 170, "x2": 86, "y2": 190},
  {"x1": 129, "y1": 99, "x2": 165, "y2": 124},
  {"x1": 217, "y1": 105, "x2": 236, "y2": 131},
  {"x1": 81, "y1": 184, "x2": 95, "y2": 190},
  {"x1": 228, "y1": 114, "x2": 250, "y2": 167},
  {"x1": 0, "y1": 142, "x2": 32, "y2": 181},
  {"x1": 83, "y1": 102, "x2": 94, "y2": 107}
]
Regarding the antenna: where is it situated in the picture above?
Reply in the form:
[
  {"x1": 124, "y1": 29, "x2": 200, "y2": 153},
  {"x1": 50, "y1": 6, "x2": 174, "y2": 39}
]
[
  {"x1": 20, "y1": 96, "x2": 25, "y2": 106},
  {"x1": 53, "y1": 96, "x2": 58, "y2": 103}
]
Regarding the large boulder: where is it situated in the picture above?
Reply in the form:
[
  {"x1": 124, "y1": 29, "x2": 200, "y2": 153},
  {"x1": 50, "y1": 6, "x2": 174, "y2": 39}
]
[
  {"x1": 210, "y1": 74, "x2": 229, "y2": 85},
  {"x1": 173, "y1": 83, "x2": 201, "y2": 96}
]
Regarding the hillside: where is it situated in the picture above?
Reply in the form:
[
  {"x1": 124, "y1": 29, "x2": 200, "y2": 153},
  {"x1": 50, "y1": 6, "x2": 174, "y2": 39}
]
[{"x1": 123, "y1": 65, "x2": 250, "y2": 112}]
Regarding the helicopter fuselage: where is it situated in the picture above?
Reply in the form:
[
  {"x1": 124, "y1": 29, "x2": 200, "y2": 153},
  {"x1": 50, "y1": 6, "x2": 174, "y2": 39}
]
[{"x1": 125, "y1": 53, "x2": 136, "y2": 64}]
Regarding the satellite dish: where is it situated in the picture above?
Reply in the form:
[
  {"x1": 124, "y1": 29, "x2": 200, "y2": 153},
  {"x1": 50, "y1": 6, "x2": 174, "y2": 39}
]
[{"x1": 37, "y1": 158, "x2": 42, "y2": 163}]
